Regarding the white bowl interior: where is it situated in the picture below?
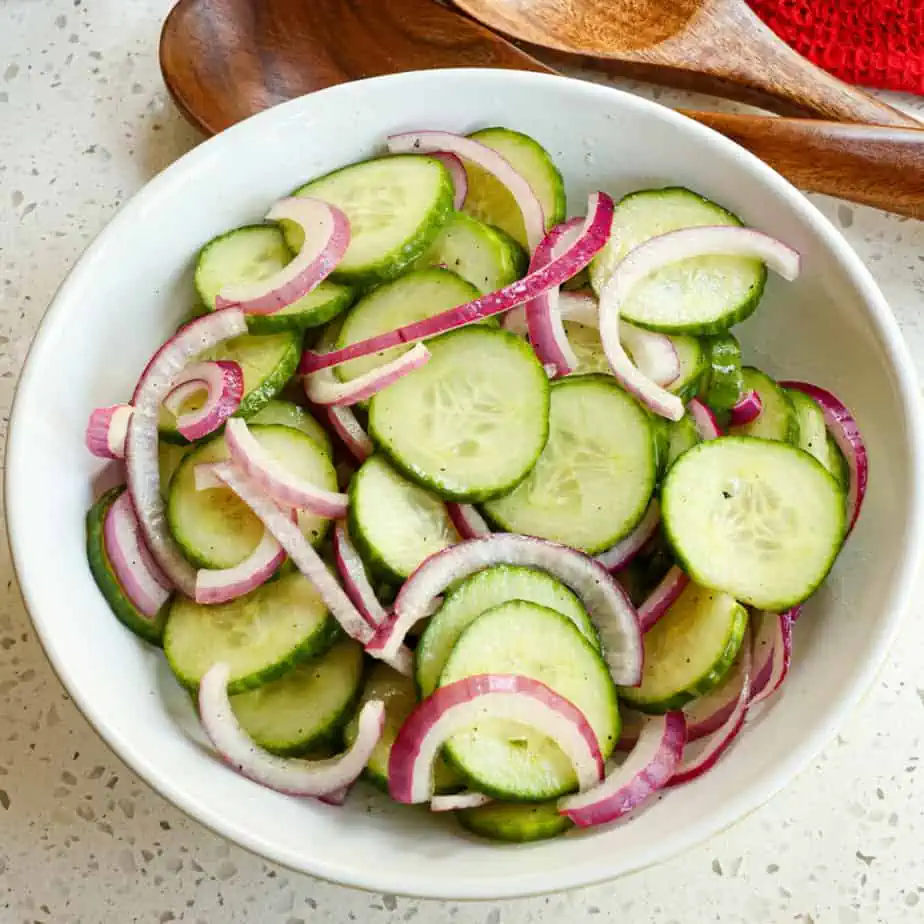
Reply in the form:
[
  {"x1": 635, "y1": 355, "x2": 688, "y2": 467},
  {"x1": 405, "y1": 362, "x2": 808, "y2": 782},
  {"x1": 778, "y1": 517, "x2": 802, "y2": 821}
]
[{"x1": 6, "y1": 71, "x2": 922, "y2": 899}]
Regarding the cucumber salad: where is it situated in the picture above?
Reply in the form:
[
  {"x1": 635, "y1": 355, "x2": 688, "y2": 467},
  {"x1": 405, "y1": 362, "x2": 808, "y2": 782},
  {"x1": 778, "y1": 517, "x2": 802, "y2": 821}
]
[{"x1": 85, "y1": 126, "x2": 867, "y2": 843}]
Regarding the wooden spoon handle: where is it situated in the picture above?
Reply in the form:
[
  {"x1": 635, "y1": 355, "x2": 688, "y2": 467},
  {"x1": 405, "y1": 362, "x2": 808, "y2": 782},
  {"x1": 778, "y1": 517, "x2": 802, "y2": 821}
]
[
  {"x1": 673, "y1": 1, "x2": 920, "y2": 127},
  {"x1": 688, "y1": 111, "x2": 924, "y2": 219}
]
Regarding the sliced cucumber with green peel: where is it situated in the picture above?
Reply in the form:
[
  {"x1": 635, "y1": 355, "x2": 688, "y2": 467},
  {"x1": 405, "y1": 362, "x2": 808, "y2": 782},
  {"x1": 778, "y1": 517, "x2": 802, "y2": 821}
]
[
  {"x1": 440, "y1": 600, "x2": 619, "y2": 801},
  {"x1": 620, "y1": 582, "x2": 747, "y2": 713},
  {"x1": 457, "y1": 800, "x2": 572, "y2": 843},
  {"x1": 86, "y1": 487, "x2": 169, "y2": 645},
  {"x1": 288, "y1": 155, "x2": 454, "y2": 286},
  {"x1": 730, "y1": 367, "x2": 799, "y2": 443},
  {"x1": 168, "y1": 424, "x2": 337, "y2": 569},
  {"x1": 158, "y1": 331, "x2": 301, "y2": 443},
  {"x1": 229, "y1": 639, "x2": 364, "y2": 755},
  {"x1": 348, "y1": 454, "x2": 458, "y2": 582},
  {"x1": 462, "y1": 127, "x2": 566, "y2": 249},
  {"x1": 158, "y1": 442, "x2": 189, "y2": 500},
  {"x1": 334, "y1": 268, "x2": 481, "y2": 383},
  {"x1": 164, "y1": 569, "x2": 341, "y2": 693},
  {"x1": 786, "y1": 388, "x2": 848, "y2": 484},
  {"x1": 195, "y1": 225, "x2": 355, "y2": 333},
  {"x1": 344, "y1": 661, "x2": 462, "y2": 794},
  {"x1": 665, "y1": 414, "x2": 700, "y2": 469},
  {"x1": 669, "y1": 334, "x2": 708, "y2": 400},
  {"x1": 369, "y1": 326, "x2": 550, "y2": 502},
  {"x1": 662, "y1": 437, "x2": 847, "y2": 610},
  {"x1": 483, "y1": 375, "x2": 656, "y2": 554},
  {"x1": 413, "y1": 212, "x2": 527, "y2": 294},
  {"x1": 700, "y1": 334, "x2": 743, "y2": 411},
  {"x1": 415, "y1": 564, "x2": 599, "y2": 698},
  {"x1": 589, "y1": 187, "x2": 767, "y2": 333},
  {"x1": 249, "y1": 399, "x2": 332, "y2": 457}
]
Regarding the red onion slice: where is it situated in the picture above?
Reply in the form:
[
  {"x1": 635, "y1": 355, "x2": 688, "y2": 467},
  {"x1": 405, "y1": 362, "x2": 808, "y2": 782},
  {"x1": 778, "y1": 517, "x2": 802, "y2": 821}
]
[
  {"x1": 430, "y1": 152, "x2": 468, "y2": 210},
  {"x1": 638, "y1": 565, "x2": 690, "y2": 633},
  {"x1": 332, "y1": 521, "x2": 388, "y2": 628},
  {"x1": 683, "y1": 648, "x2": 748, "y2": 742},
  {"x1": 126, "y1": 309, "x2": 248, "y2": 596},
  {"x1": 669, "y1": 629, "x2": 752, "y2": 785},
  {"x1": 729, "y1": 389, "x2": 763, "y2": 426},
  {"x1": 778, "y1": 381, "x2": 867, "y2": 533},
  {"x1": 304, "y1": 342, "x2": 430, "y2": 407},
  {"x1": 598, "y1": 227, "x2": 800, "y2": 421},
  {"x1": 387, "y1": 131, "x2": 545, "y2": 252},
  {"x1": 103, "y1": 491, "x2": 172, "y2": 617},
  {"x1": 200, "y1": 662, "x2": 384, "y2": 796},
  {"x1": 525, "y1": 219, "x2": 583, "y2": 377},
  {"x1": 687, "y1": 398, "x2": 723, "y2": 440},
  {"x1": 388, "y1": 673, "x2": 604, "y2": 804},
  {"x1": 559, "y1": 711, "x2": 686, "y2": 827},
  {"x1": 86, "y1": 404, "x2": 133, "y2": 459},
  {"x1": 446, "y1": 503, "x2": 491, "y2": 540},
  {"x1": 594, "y1": 499, "x2": 660, "y2": 573},
  {"x1": 299, "y1": 193, "x2": 614, "y2": 374},
  {"x1": 748, "y1": 610, "x2": 794, "y2": 707},
  {"x1": 163, "y1": 360, "x2": 244, "y2": 441},
  {"x1": 206, "y1": 462, "x2": 413, "y2": 674},
  {"x1": 325, "y1": 406, "x2": 374, "y2": 462},
  {"x1": 215, "y1": 198, "x2": 350, "y2": 315},
  {"x1": 429, "y1": 791, "x2": 492, "y2": 813},
  {"x1": 194, "y1": 529, "x2": 286, "y2": 605},
  {"x1": 224, "y1": 418, "x2": 348, "y2": 517},
  {"x1": 619, "y1": 324, "x2": 681, "y2": 388},
  {"x1": 369, "y1": 534, "x2": 643, "y2": 686}
]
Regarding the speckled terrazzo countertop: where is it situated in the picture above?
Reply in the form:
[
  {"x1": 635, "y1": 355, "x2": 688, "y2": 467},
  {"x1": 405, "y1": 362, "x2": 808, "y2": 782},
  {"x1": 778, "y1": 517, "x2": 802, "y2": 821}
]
[{"x1": 2, "y1": 2, "x2": 924, "y2": 921}]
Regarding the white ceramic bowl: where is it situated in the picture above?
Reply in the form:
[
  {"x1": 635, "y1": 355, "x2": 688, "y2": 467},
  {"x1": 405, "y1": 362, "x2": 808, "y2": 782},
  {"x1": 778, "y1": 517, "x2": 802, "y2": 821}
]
[{"x1": 6, "y1": 70, "x2": 923, "y2": 899}]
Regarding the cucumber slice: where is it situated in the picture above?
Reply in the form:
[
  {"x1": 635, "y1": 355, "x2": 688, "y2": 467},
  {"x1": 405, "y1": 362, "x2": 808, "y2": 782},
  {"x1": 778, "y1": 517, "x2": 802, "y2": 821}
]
[
  {"x1": 158, "y1": 442, "x2": 190, "y2": 500},
  {"x1": 786, "y1": 388, "x2": 848, "y2": 484},
  {"x1": 229, "y1": 639, "x2": 364, "y2": 755},
  {"x1": 562, "y1": 320, "x2": 704, "y2": 400},
  {"x1": 164, "y1": 569, "x2": 341, "y2": 693},
  {"x1": 416, "y1": 564, "x2": 600, "y2": 698},
  {"x1": 650, "y1": 413, "x2": 671, "y2": 476},
  {"x1": 168, "y1": 424, "x2": 337, "y2": 569},
  {"x1": 440, "y1": 600, "x2": 620, "y2": 801},
  {"x1": 343, "y1": 661, "x2": 462, "y2": 794},
  {"x1": 348, "y1": 454, "x2": 458, "y2": 582},
  {"x1": 334, "y1": 269, "x2": 481, "y2": 383},
  {"x1": 669, "y1": 334, "x2": 708, "y2": 400},
  {"x1": 249, "y1": 399, "x2": 332, "y2": 457},
  {"x1": 619, "y1": 582, "x2": 747, "y2": 713},
  {"x1": 457, "y1": 800, "x2": 572, "y2": 843},
  {"x1": 662, "y1": 436, "x2": 847, "y2": 610},
  {"x1": 413, "y1": 212, "x2": 527, "y2": 294},
  {"x1": 369, "y1": 326, "x2": 550, "y2": 502},
  {"x1": 158, "y1": 331, "x2": 300, "y2": 443},
  {"x1": 700, "y1": 334, "x2": 743, "y2": 411},
  {"x1": 589, "y1": 187, "x2": 767, "y2": 334},
  {"x1": 288, "y1": 155, "x2": 454, "y2": 287},
  {"x1": 483, "y1": 375, "x2": 656, "y2": 554},
  {"x1": 729, "y1": 367, "x2": 799, "y2": 443},
  {"x1": 665, "y1": 414, "x2": 700, "y2": 469},
  {"x1": 462, "y1": 127, "x2": 567, "y2": 249},
  {"x1": 86, "y1": 486, "x2": 169, "y2": 645},
  {"x1": 195, "y1": 225, "x2": 355, "y2": 333}
]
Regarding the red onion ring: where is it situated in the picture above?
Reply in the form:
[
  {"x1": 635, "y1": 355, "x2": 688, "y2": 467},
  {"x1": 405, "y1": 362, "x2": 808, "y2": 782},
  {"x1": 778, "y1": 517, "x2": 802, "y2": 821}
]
[
  {"x1": 729, "y1": 389, "x2": 763, "y2": 426},
  {"x1": 215, "y1": 197, "x2": 350, "y2": 315},
  {"x1": 86, "y1": 404, "x2": 133, "y2": 460},
  {"x1": 594, "y1": 499, "x2": 660, "y2": 573},
  {"x1": 163, "y1": 360, "x2": 244, "y2": 441},
  {"x1": 298, "y1": 193, "x2": 614, "y2": 374},
  {"x1": 194, "y1": 527, "x2": 286, "y2": 605},
  {"x1": 332, "y1": 521, "x2": 389, "y2": 629},
  {"x1": 687, "y1": 398, "x2": 723, "y2": 440},
  {"x1": 638, "y1": 565, "x2": 690, "y2": 633},
  {"x1": 430, "y1": 152, "x2": 468, "y2": 211},
  {"x1": 325, "y1": 406, "x2": 374, "y2": 462},
  {"x1": 445, "y1": 503, "x2": 491, "y2": 540}
]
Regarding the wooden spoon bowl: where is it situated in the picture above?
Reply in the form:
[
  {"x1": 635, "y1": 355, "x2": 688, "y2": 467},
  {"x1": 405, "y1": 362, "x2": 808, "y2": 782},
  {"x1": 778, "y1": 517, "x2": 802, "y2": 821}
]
[
  {"x1": 452, "y1": 0, "x2": 919, "y2": 126},
  {"x1": 160, "y1": 0, "x2": 924, "y2": 219}
]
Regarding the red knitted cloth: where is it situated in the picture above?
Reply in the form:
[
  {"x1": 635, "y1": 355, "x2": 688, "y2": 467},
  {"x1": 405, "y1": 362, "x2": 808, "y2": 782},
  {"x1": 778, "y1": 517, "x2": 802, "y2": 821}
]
[{"x1": 748, "y1": 0, "x2": 924, "y2": 95}]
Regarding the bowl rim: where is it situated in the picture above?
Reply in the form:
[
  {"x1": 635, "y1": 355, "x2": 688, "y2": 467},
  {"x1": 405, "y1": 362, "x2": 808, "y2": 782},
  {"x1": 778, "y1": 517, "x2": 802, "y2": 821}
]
[{"x1": 6, "y1": 68, "x2": 924, "y2": 900}]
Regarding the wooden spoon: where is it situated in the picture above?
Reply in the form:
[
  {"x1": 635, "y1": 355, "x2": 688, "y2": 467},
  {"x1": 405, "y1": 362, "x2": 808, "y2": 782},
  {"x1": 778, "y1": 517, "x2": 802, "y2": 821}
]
[
  {"x1": 160, "y1": 0, "x2": 924, "y2": 219},
  {"x1": 452, "y1": 0, "x2": 920, "y2": 127}
]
